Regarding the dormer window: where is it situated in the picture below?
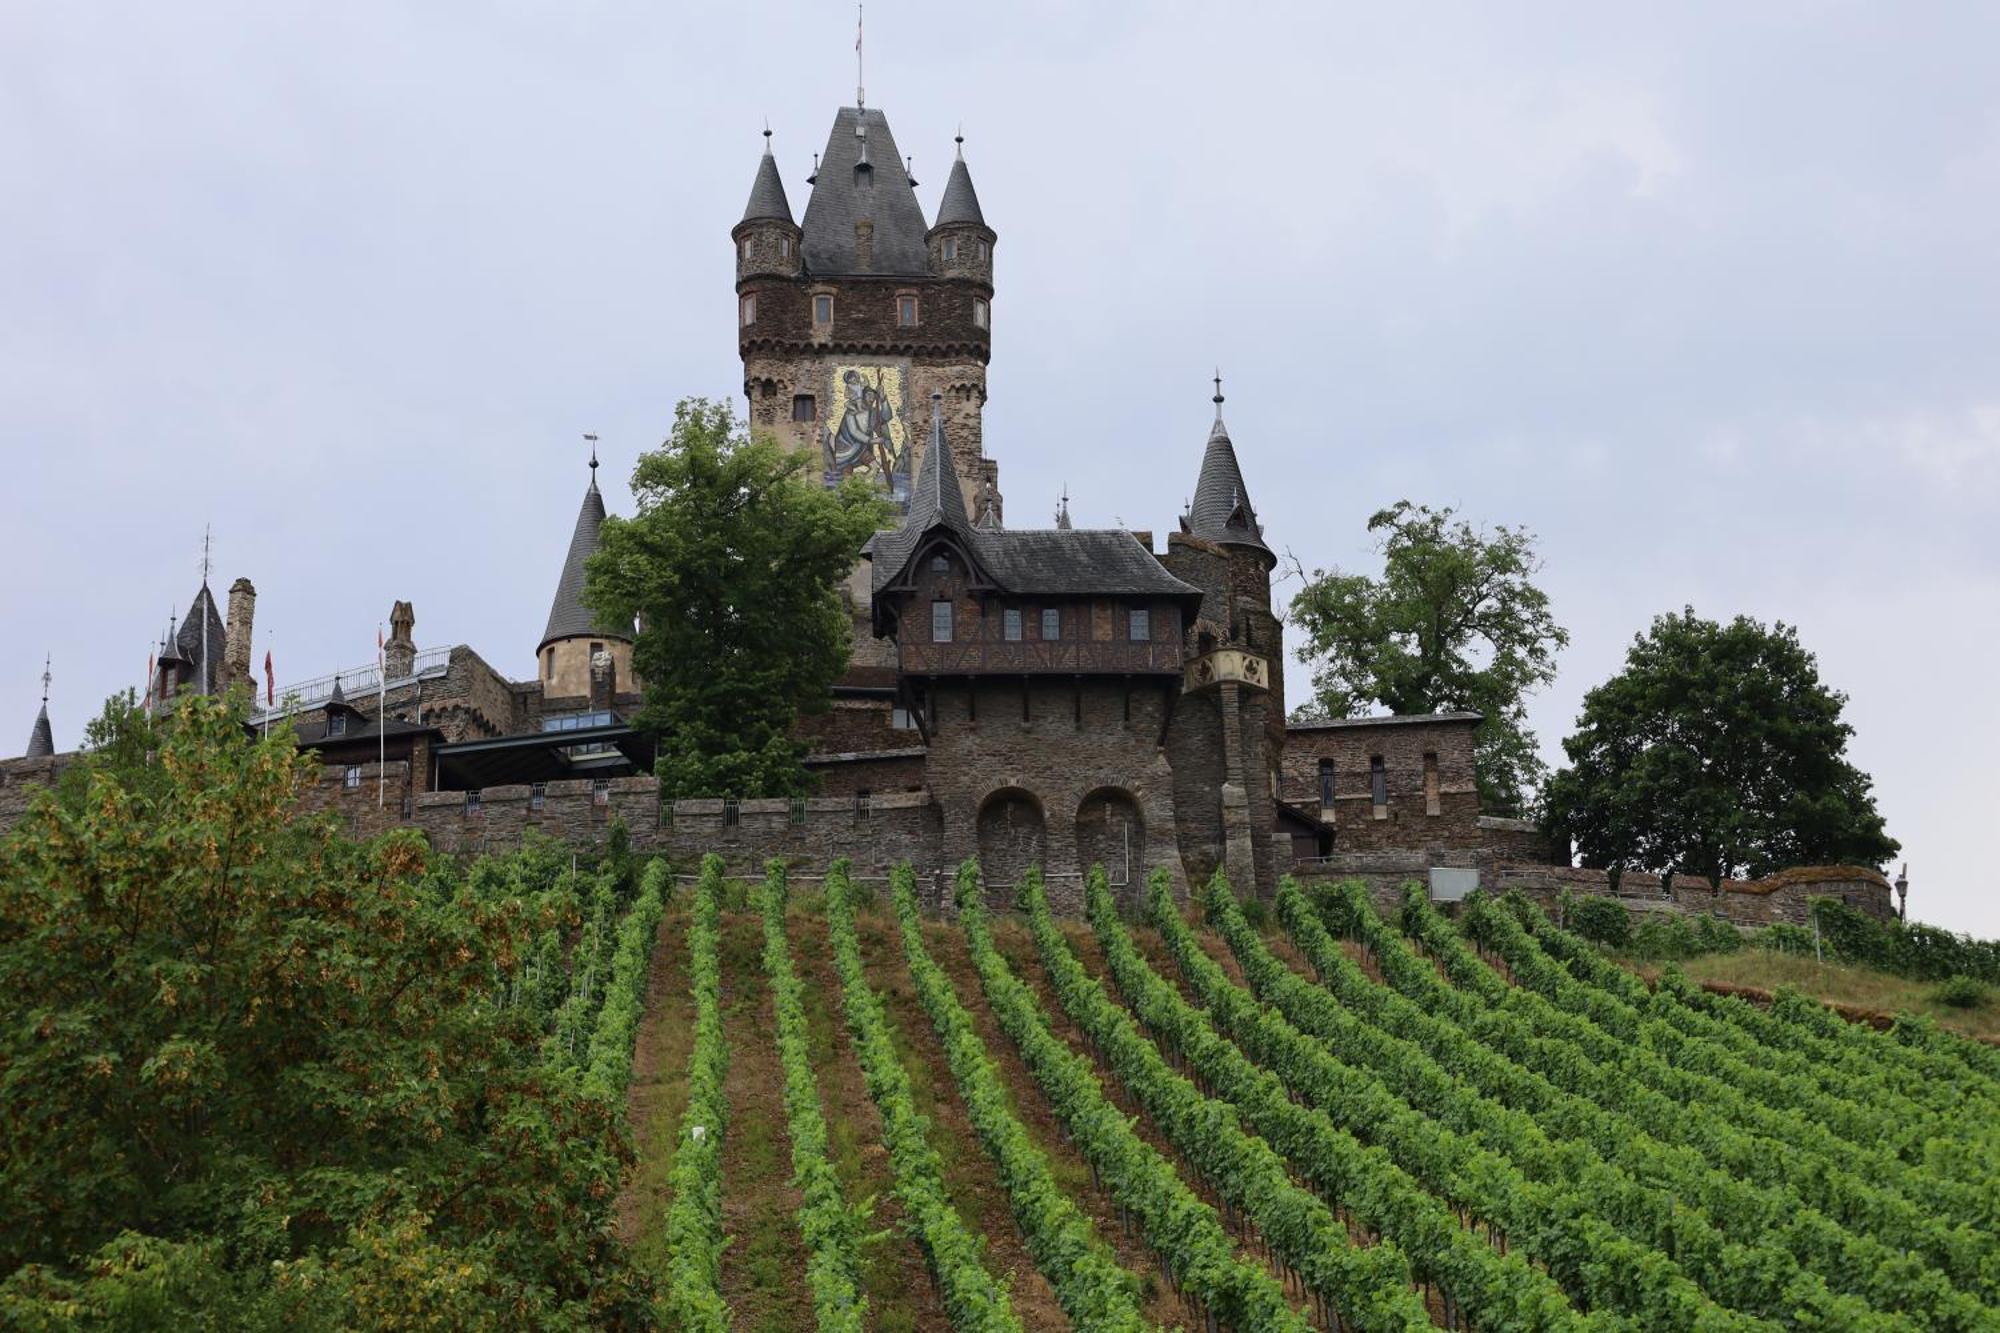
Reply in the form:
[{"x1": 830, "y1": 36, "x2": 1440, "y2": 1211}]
[
  {"x1": 929, "y1": 554, "x2": 950, "y2": 574},
  {"x1": 813, "y1": 294, "x2": 833, "y2": 325},
  {"x1": 740, "y1": 294, "x2": 757, "y2": 326},
  {"x1": 897, "y1": 295, "x2": 919, "y2": 327},
  {"x1": 329, "y1": 712, "x2": 346, "y2": 737}
]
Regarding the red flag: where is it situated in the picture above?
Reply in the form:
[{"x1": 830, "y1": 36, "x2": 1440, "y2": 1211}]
[{"x1": 264, "y1": 649, "x2": 275, "y2": 706}]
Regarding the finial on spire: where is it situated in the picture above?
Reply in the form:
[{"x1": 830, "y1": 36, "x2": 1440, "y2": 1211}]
[
  {"x1": 931, "y1": 389, "x2": 943, "y2": 427},
  {"x1": 1213, "y1": 368, "x2": 1224, "y2": 406},
  {"x1": 955, "y1": 124, "x2": 965, "y2": 159},
  {"x1": 200, "y1": 524, "x2": 212, "y2": 587},
  {"x1": 584, "y1": 432, "x2": 599, "y2": 476},
  {"x1": 40, "y1": 653, "x2": 50, "y2": 705},
  {"x1": 762, "y1": 119, "x2": 772, "y2": 152},
  {"x1": 809, "y1": 151, "x2": 819, "y2": 183},
  {"x1": 855, "y1": 3, "x2": 865, "y2": 109}
]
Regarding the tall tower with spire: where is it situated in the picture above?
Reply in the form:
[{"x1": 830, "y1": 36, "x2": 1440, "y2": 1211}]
[
  {"x1": 734, "y1": 107, "x2": 999, "y2": 523},
  {"x1": 537, "y1": 443, "x2": 636, "y2": 704},
  {"x1": 1161, "y1": 377, "x2": 1286, "y2": 893}
]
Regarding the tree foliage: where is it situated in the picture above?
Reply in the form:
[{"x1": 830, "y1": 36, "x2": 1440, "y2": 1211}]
[
  {"x1": 585, "y1": 398, "x2": 889, "y2": 799},
  {"x1": 1288, "y1": 500, "x2": 1568, "y2": 812},
  {"x1": 0, "y1": 695, "x2": 653, "y2": 1329},
  {"x1": 1544, "y1": 608, "x2": 1898, "y2": 883}
]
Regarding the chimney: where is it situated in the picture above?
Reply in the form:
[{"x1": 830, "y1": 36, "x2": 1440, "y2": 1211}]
[
  {"x1": 224, "y1": 579, "x2": 256, "y2": 694},
  {"x1": 385, "y1": 600, "x2": 417, "y2": 678}
]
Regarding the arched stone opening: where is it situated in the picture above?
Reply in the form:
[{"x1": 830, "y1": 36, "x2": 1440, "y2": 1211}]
[
  {"x1": 975, "y1": 787, "x2": 1046, "y2": 895},
  {"x1": 1076, "y1": 786, "x2": 1145, "y2": 903}
]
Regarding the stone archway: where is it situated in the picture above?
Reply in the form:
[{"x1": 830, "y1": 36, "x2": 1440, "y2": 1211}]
[
  {"x1": 976, "y1": 787, "x2": 1046, "y2": 893},
  {"x1": 1076, "y1": 786, "x2": 1145, "y2": 898}
]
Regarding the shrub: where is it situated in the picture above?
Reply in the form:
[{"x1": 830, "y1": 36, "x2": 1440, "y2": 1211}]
[
  {"x1": 1932, "y1": 976, "x2": 1988, "y2": 1009},
  {"x1": 1631, "y1": 911, "x2": 1699, "y2": 960},
  {"x1": 1567, "y1": 895, "x2": 1632, "y2": 949}
]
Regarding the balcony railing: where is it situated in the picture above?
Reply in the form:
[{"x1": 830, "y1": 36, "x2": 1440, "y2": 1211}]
[
  {"x1": 252, "y1": 646, "x2": 452, "y2": 722},
  {"x1": 898, "y1": 638, "x2": 1182, "y2": 675}
]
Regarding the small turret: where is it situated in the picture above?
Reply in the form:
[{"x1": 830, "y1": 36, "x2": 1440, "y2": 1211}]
[
  {"x1": 734, "y1": 127, "x2": 803, "y2": 282},
  {"x1": 539, "y1": 444, "x2": 636, "y2": 702},
  {"x1": 1178, "y1": 374, "x2": 1272, "y2": 565},
  {"x1": 23, "y1": 655, "x2": 53, "y2": 759},
  {"x1": 928, "y1": 132, "x2": 995, "y2": 287}
]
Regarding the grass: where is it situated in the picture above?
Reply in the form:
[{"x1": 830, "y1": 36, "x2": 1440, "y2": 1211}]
[{"x1": 1620, "y1": 948, "x2": 2000, "y2": 1043}]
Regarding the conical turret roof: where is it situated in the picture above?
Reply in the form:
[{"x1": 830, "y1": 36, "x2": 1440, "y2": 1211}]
[
  {"x1": 869, "y1": 395, "x2": 982, "y2": 593},
  {"x1": 1180, "y1": 390, "x2": 1270, "y2": 558},
  {"x1": 25, "y1": 702, "x2": 53, "y2": 758},
  {"x1": 935, "y1": 152, "x2": 986, "y2": 228},
  {"x1": 541, "y1": 463, "x2": 633, "y2": 650},
  {"x1": 741, "y1": 137, "x2": 795, "y2": 225}
]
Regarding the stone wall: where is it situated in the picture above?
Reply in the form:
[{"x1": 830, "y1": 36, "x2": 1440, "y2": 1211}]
[
  {"x1": 1288, "y1": 852, "x2": 1896, "y2": 928},
  {"x1": 1281, "y1": 716, "x2": 1483, "y2": 852}
]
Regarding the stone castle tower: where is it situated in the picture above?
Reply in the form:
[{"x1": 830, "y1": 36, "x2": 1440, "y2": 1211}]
[{"x1": 733, "y1": 110, "x2": 1000, "y2": 525}]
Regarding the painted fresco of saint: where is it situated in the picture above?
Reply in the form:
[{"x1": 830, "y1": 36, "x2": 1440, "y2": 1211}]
[{"x1": 824, "y1": 365, "x2": 911, "y2": 504}]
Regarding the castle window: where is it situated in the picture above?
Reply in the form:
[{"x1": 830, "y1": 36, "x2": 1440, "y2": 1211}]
[
  {"x1": 792, "y1": 393, "x2": 816, "y2": 421},
  {"x1": 1318, "y1": 759, "x2": 1334, "y2": 809},
  {"x1": 813, "y1": 293, "x2": 833, "y2": 325},
  {"x1": 930, "y1": 553, "x2": 950, "y2": 574},
  {"x1": 740, "y1": 294, "x2": 757, "y2": 326},
  {"x1": 897, "y1": 295, "x2": 919, "y2": 327},
  {"x1": 1003, "y1": 608, "x2": 1023, "y2": 641},
  {"x1": 329, "y1": 713, "x2": 346, "y2": 737},
  {"x1": 942, "y1": 237, "x2": 958, "y2": 260},
  {"x1": 465, "y1": 789, "x2": 482, "y2": 815},
  {"x1": 739, "y1": 238, "x2": 750, "y2": 260},
  {"x1": 978, "y1": 240, "x2": 990, "y2": 261},
  {"x1": 1370, "y1": 756, "x2": 1388, "y2": 816},
  {"x1": 1424, "y1": 752, "x2": 1441, "y2": 816},
  {"x1": 545, "y1": 647, "x2": 554, "y2": 678},
  {"x1": 890, "y1": 705, "x2": 915, "y2": 730},
  {"x1": 1127, "y1": 608, "x2": 1151, "y2": 641},
  {"x1": 973, "y1": 298, "x2": 989, "y2": 329},
  {"x1": 1041, "y1": 607, "x2": 1060, "y2": 640},
  {"x1": 931, "y1": 600, "x2": 953, "y2": 642},
  {"x1": 344, "y1": 765, "x2": 360, "y2": 789},
  {"x1": 780, "y1": 236, "x2": 793, "y2": 258},
  {"x1": 530, "y1": 782, "x2": 546, "y2": 810}
]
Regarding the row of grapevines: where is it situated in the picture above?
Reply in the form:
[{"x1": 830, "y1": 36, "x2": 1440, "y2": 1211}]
[
  {"x1": 663, "y1": 854, "x2": 730, "y2": 1331},
  {"x1": 549, "y1": 868, "x2": 625, "y2": 1064},
  {"x1": 1457, "y1": 892, "x2": 1997, "y2": 1301},
  {"x1": 888, "y1": 864, "x2": 1156, "y2": 1332},
  {"x1": 1488, "y1": 901, "x2": 1995, "y2": 1213},
  {"x1": 953, "y1": 866, "x2": 1309, "y2": 1331},
  {"x1": 579, "y1": 857, "x2": 670, "y2": 1103},
  {"x1": 1340, "y1": 882, "x2": 1989, "y2": 1327},
  {"x1": 755, "y1": 861, "x2": 869, "y2": 1332},
  {"x1": 1043, "y1": 868, "x2": 1498, "y2": 1332},
  {"x1": 1518, "y1": 898, "x2": 2000, "y2": 1164},
  {"x1": 822, "y1": 861, "x2": 1022, "y2": 1331},
  {"x1": 1175, "y1": 873, "x2": 1783, "y2": 1331}
]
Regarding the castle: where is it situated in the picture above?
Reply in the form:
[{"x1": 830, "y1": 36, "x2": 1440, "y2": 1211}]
[{"x1": 5, "y1": 96, "x2": 1894, "y2": 923}]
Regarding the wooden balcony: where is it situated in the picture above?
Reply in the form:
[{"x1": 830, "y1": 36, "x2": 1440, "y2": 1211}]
[{"x1": 898, "y1": 637, "x2": 1184, "y2": 676}]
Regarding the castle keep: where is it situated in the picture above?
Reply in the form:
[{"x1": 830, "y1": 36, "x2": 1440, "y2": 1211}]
[{"x1": 3, "y1": 95, "x2": 1893, "y2": 923}]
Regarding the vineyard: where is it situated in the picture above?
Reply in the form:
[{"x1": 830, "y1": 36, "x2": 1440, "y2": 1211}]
[{"x1": 620, "y1": 858, "x2": 2000, "y2": 1333}]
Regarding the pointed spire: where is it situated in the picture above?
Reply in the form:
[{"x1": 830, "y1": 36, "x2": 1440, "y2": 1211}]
[
  {"x1": 540, "y1": 447, "x2": 633, "y2": 651},
  {"x1": 935, "y1": 130, "x2": 986, "y2": 228},
  {"x1": 327, "y1": 673, "x2": 348, "y2": 708},
  {"x1": 1180, "y1": 372, "x2": 1271, "y2": 557},
  {"x1": 1055, "y1": 485, "x2": 1072, "y2": 530},
  {"x1": 740, "y1": 126, "x2": 795, "y2": 224},
  {"x1": 908, "y1": 391, "x2": 973, "y2": 534},
  {"x1": 25, "y1": 655, "x2": 53, "y2": 758}
]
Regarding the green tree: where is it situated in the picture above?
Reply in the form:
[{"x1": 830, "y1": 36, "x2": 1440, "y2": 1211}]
[
  {"x1": 0, "y1": 695, "x2": 653, "y2": 1328},
  {"x1": 584, "y1": 398, "x2": 888, "y2": 799},
  {"x1": 1543, "y1": 608, "x2": 1899, "y2": 885},
  {"x1": 1288, "y1": 500, "x2": 1568, "y2": 812}
]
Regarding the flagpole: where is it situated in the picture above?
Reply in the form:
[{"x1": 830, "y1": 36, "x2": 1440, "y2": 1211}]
[{"x1": 377, "y1": 624, "x2": 386, "y2": 810}]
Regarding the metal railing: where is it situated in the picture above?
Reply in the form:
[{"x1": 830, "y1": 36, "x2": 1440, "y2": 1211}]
[{"x1": 252, "y1": 646, "x2": 453, "y2": 721}]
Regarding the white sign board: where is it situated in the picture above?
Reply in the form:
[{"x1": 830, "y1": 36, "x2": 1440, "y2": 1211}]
[{"x1": 1429, "y1": 866, "x2": 1479, "y2": 903}]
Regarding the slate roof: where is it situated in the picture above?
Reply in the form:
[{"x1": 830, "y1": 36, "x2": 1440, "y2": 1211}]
[
  {"x1": 292, "y1": 715, "x2": 439, "y2": 748},
  {"x1": 173, "y1": 584, "x2": 230, "y2": 695},
  {"x1": 741, "y1": 141, "x2": 794, "y2": 224},
  {"x1": 870, "y1": 399, "x2": 1200, "y2": 604},
  {"x1": 800, "y1": 106, "x2": 932, "y2": 276},
  {"x1": 1180, "y1": 407, "x2": 1270, "y2": 557},
  {"x1": 935, "y1": 153, "x2": 986, "y2": 228},
  {"x1": 541, "y1": 468, "x2": 633, "y2": 650},
  {"x1": 25, "y1": 703, "x2": 53, "y2": 758}
]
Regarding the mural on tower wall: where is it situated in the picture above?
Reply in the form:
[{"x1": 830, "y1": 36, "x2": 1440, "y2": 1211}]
[{"x1": 824, "y1": 362, "x2": 912, "y2": 506}]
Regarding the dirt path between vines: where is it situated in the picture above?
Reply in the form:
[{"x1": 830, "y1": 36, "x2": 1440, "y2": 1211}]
[{"x1": 616, "y1": 902, "x2": 694, "y2": 1269}]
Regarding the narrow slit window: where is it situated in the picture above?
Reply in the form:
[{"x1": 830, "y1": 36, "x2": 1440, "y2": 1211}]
[
  {"x1": 1370, "y1": 756, "x2": 1388, "y2": 815},
  {"x1": 1318, "y1": 758, "x2": 1335, "y2": 809},
  {"x1": 1424, "y1": 752, "x2": 1441, "y2": 816},
  {"x1": 739, "y1": 294, "x2": 757, "y2": 325},
  {"x1": 973, "y1": 298, "x2": 989, "y2": 329}
]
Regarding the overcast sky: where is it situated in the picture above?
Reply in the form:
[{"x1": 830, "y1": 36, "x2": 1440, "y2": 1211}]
[{"x1": 5, "y1": 3, "x2": 1996, "y2": 932}]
